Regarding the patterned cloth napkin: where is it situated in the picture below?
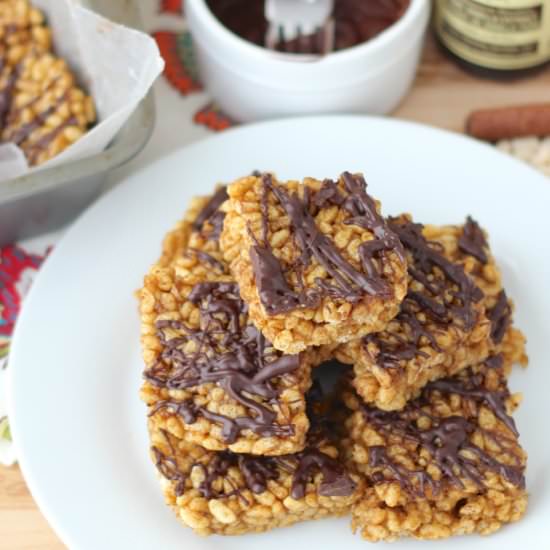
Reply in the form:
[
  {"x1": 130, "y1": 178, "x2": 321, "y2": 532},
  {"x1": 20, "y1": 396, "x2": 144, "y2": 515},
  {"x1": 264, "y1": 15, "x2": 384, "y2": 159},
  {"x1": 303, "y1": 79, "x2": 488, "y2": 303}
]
[{"x1": 0, "y1": 0, "x2": 548, "y2": 465}]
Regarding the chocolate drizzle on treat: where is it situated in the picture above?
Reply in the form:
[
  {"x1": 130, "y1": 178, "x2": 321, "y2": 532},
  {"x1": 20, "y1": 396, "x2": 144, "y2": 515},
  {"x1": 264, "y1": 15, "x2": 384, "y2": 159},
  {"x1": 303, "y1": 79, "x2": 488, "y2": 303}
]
[
  {"x1": 152, "y1": 391, "x2": 356, "y2": 502},
  {"x1": 145, "y1": 281, "x2": 302, "y2": 443},
  {"x1": 186, "y1": 248, "x2": 227, "y2": 273},
  {"x1": 487, "y1": 290, "x2": 512, "y2": 344},
  {"x1": 390, "y1": 218, "x2": 484, "y2": 329},
  {"x1": 458, "y1": 216, "x2": 488, "y2": 264},
  {"x1": 428, "y1": 359, "x2": 518, "y2": 437},
  {"x1": 152, "y1": 428, "x2": 191, "y2": 497},
  {"x1": 192, "y1": 186, "x2": 228, "y2": 241},
  {"x1": 363, "y1": 305, "x2": 441, "y2": 369},
  {"x1": 340, "y1": 172, "x2": 405, "y2": 265},
  {"x1": 0, "y1": 66, "x2": 18, "y2": 128},
  {"x1": 249, "y1": 173, "x2": 404, "y2": 315},
  {"x1": 287, "y1": 448, "x2": 356, "y2": 499},
  {"x1": 369, "y1": 445, "x2": 436, "y2": 496},
  {"x1": 364, "y1": 217, "x2": 485, "y2": 370},
  {"x1": 0, "y1": 47, "x2": 93, "y2": 165},
  {"x1": 25, "y1": 114, "x2": 79, "y2": 165},
  {"x1": 361, "y1": 356, "x2": 525, "y2": 496},
  {"x1": 153, "y1": 433, "x2": 355, "y2": 503}
]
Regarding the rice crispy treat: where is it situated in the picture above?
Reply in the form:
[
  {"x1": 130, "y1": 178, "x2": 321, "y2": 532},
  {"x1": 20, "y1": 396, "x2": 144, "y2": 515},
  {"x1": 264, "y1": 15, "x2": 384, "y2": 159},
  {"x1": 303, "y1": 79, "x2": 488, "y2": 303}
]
[
  {"x1": 0, "y1": 0, "x2": 96, "y2": 165},
  {"x1": 424, "y1": 216, "x2": 528, "y2": 371},
  {"x1": 147, "y1": 389, "x2": 363, "y2": 536},
  {"x1": 153, "y1": 192, "x2": 213, "y2": 268},
  {"x1": 220, "y1": 172, "x2": 408, "y2": 354},
  {"x1": 0, "y1": 0, "x2": 51, "y2": 65},
  {"x1": 140, "y1": 187, "x2": 330, "y2": 455},
  {"x1": 342, "y1": 352, "x2": 528, "y2": 542},
  {"x1": 335, "y1": 215, "x2": 526, "y2": 411}
]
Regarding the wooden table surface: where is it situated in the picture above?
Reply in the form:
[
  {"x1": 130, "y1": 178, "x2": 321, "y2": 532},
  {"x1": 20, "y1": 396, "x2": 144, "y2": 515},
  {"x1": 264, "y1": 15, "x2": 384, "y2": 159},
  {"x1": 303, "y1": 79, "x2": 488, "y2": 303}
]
[{"x1": 1, "y1": 34, "x2": 549, "y2": 550}]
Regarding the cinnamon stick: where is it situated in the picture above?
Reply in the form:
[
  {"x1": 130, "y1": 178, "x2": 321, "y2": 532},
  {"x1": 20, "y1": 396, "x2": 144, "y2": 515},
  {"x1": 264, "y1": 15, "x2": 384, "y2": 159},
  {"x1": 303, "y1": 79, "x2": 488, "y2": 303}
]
[{"x1": 466, "y1": 103, "x2": 550, "y2": 142}]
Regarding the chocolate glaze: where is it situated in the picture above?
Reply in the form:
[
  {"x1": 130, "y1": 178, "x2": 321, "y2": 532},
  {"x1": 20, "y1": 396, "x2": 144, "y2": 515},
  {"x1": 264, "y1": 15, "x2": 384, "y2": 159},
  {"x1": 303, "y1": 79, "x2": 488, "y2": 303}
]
[
  {"x1": 311, "y1": 178, "x2": 344, "y2": 211},
  {"x1": 458, "y1": 216, "x2": 488, "y2": 264},
  {"x1": 186, "y1": 247, "x2": 227, "y2": 273},
  {"x1": 362, "y1": 358, "x2": 525, "y2": 495},
  {"x1": 26, "y1": 114, "x2": 79, "y2": 165},
  {"x1": 192, "y1": 451, "x2": 280, "y2": 501},
  {"x1": 363, "y1": 218, "x2": 484, "y2": 370},
  {"x1": 428, "y1": 366, "x2": 518, "y2": 437},
  {"x1": 152, "y1": 391, "x2": 356, "y2": 502},
  {"x1": 146, "y1": 280, "x2": 302, "y2": 443},
  {"x1": 289, "y1": 448, "x2": 356, "y2": 499},
  {"x1": 0, "y1": 65, "x2": 19, "y2": 129},
  {"x1": 363, "y1": 311, "x2": 436, "y2": 369},
  {"x1": 484, "y1": 353, "x2": 504, "y2": 370},
  {"x1": 4, "y1": 76, "x2": 59, "y2": 129},
  {"x1": 207, "y1": 0, "x2": 408, "y2": 54},
  {"x1": 389, "y1": 218, "x2": 484, "y2": 329},
  {"x1": 341, "y1": 172, "x2": 405, "y2": 265},
  {"x1": 192, "y1": 186, "x2": 228, "y2": 241},
  {"x1": 7, "y1": 104, "x2": 56, "y2": 145},
  {"x1": 153, "y1": 433, "x2": 355, "y2": 502},
  {"x1": 369, "y1": 445, "x2": 436, "y2": 496},
  {"x1": 0, "y1": 50, "x2": 91, "y2": 164},
  {"x1": 152, "y1": 445, "x2": 188, "y2": 497},
  {"x1": 249, "y1": 173, "x2": 402, "y2": 315},
  {"x1": 487, "y1": 290, "x2": 511, "y2": 344}
]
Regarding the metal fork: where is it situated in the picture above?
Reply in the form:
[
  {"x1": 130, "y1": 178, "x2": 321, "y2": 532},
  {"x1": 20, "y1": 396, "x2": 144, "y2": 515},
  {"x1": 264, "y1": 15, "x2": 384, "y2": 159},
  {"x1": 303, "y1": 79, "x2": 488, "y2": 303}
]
[{"x1": 265, "y1": 0, "x2": 335, "y2": 55}]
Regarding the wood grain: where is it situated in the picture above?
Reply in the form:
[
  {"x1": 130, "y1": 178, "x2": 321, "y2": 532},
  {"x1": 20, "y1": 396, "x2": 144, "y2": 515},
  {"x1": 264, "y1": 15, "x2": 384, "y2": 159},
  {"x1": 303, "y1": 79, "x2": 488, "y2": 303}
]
[
  {"x1": 0, "y1": 466, "x2": 64, "y2": 549},
  {"x1": 394, "y1": 35, "x2": 550, "y2": 133},
  {"x1": 1, "y1": 33, "x2": 548, "y2": 550}
]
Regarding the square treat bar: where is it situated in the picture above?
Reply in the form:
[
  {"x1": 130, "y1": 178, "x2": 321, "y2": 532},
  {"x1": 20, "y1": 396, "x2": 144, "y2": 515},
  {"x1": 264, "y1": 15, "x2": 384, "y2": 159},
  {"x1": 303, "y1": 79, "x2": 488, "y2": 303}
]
[
  {"x1": 220, "y1": 172, "x2": 408, "y2": 354},
  {"x1": 342, "y1": 351, "x2": 528, "y2": 542},
  {"x1": 0, "y1": 0, "x2": 95, "y2": 165},
  {"x1": 0, "y1": 0, "x2": 51, "y2": 64},
  {"x1": 423, "y1": 216, "x2": 527, "y2": 370},
  {"x1": 147, "y1": 388, "x2": 363, "y2": 536},
  {"x1": 422, "y1": 217, "x2": 524, "y2": 346},
  {"x1": 335, "y1": 215, "x2": 526, "y2": 411},
  {"x1": 140, "y1": 187, "x2": 330, "y2": 455}
]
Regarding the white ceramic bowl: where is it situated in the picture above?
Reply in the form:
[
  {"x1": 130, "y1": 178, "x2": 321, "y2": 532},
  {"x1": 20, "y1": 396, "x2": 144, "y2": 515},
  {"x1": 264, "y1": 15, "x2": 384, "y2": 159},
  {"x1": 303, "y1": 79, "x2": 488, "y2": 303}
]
[{"x1": 187, "y1": 0, "x2": 430, "y2": 122}]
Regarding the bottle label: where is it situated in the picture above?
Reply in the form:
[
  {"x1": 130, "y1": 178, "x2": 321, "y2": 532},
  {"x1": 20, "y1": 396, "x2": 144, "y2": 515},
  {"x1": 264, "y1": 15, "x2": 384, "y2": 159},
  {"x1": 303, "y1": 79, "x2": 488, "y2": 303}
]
[{"x1": 434, "y1": 0, "x2": 550, "y2": 70}]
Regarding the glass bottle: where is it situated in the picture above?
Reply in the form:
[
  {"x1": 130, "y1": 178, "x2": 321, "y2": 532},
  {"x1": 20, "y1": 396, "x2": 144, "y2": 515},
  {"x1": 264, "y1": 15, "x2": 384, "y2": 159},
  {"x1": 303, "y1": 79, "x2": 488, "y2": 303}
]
[{"x1": 434, "y1": 0, "x2": 550, "y2": 78}]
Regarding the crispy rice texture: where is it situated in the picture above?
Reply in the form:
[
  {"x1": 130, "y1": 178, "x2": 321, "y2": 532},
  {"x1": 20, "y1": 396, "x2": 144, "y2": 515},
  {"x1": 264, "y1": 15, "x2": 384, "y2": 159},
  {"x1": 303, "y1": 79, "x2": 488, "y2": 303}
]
[
  {"x1": 335, "y1": 216, "x2": 527, "y2": 411},
  {"x1": 0, "y1": 0, "x2": 95, "y2": 165},
  {"x1": 147, "y1": 406, "x2": 364, "y2": 536},
  {"x1": 341, "y1": 348, "x2": 528, "y2": 542},
  {"x1": 221, "y1": 174, "x2": 408, "y2": 354},
  {"x1": 139, "y1": 191, "x2": 331, "y2": 455},
  {"x1": 139, "y1": 178, "x2": 530, "y2": 543}
]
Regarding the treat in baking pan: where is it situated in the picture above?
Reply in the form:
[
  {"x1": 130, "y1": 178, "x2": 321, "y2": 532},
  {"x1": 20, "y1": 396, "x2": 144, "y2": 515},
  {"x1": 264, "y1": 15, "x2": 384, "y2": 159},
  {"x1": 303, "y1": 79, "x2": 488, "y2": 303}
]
[{"x1": 0, "y1": 0, "x2": 95, "y2": 165}]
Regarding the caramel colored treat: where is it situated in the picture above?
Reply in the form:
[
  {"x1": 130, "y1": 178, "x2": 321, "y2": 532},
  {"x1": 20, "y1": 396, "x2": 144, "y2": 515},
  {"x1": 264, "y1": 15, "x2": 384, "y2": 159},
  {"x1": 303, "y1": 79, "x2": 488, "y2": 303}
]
[
  {"x1": 424, "y1": 217, "x2": 528, "y2": 370},
  {"x1": 140, "y1": 189, "x2": 330, "y2": 455},
  {"x1": 0, "y1": 0, "x2": 95, "y2": 166},
  {"x1": 153, "y1": 193, "x2": 213, "y2": 268},
  {"x1": 335, "y1": 215, "x2": 526, "y2": 411},
  {"x1": 147, "y1": 391, "x2": 363, "y2": 536},
  {"x1": 0, "y1": 0, "x2": 52, "y2": 65},
  {"x1": 342, "y1": 353, "x2": 528, "y2": 542},
  {"x1": 221, "y1": 172, "x2": 408, "y2": 354}
]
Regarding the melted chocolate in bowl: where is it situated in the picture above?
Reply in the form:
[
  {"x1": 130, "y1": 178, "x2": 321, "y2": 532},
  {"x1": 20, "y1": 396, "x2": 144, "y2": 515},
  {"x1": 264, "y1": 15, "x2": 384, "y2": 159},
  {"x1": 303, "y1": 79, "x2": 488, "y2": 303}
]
[{"x1": 206, "y1": 0, "x2": 410, "y2": 54}]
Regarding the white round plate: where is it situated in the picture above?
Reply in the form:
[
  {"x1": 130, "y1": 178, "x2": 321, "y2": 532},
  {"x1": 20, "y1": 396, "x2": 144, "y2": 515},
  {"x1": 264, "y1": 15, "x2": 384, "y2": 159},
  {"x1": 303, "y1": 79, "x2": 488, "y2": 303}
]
[{"x1": 8, "y1": 116, "x2": 550, "y2": 549}]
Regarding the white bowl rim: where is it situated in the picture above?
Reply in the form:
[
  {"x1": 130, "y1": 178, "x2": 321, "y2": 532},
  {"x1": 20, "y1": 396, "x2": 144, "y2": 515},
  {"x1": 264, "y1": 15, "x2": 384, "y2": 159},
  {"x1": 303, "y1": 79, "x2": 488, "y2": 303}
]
[
  {"x1": 193, "y1": 29, "x2": 425, "y2": 91},
  {"x1": 188, "y1": 0, "x2": 428, "y2": 67}
]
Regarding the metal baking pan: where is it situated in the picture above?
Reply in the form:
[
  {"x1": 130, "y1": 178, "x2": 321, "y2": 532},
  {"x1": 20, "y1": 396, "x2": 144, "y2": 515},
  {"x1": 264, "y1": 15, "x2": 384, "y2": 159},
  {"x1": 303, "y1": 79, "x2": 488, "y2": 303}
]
[{"x1": 0, "y1": 0, "x2": 155, "y2": 247}]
